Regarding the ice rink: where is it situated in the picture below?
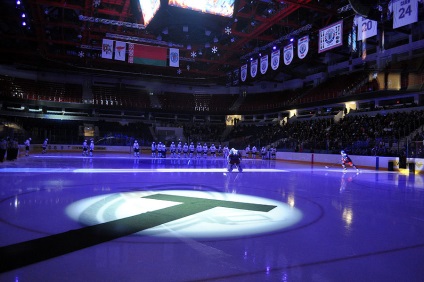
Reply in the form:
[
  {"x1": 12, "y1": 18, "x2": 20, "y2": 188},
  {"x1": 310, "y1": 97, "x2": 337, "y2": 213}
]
[{"x1": 1, "y1": 153, "x2": 424, "y2": 281}]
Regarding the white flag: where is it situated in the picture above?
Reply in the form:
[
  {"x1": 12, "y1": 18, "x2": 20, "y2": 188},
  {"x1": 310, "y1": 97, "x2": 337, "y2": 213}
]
[
  {"x1": 169, "y1": 48, "x2": 179, "y2": 67},
  {"x1": 102, "y1": 39, "x2": 113, "y2": 59},
  {"x1": 114, "y1": 41, "x2": 126, "y2": 61},
  {"x1": 298, "y1": 36, "x2": 309, "y2": 59},
  {"x1": 357, "y1": 17, "x2": 377, "y2": 40},
  {"x1": 250, "y1": 59, "x2": 258, "y2": 78},
  {"x1": 271, "y1": 50, "x2": 280, "y2": 71},
  {"x1": 284, "y1": 44, "x2": 293, "y2": 65},
  {"x1": 392, "y1": 0, "x2": 418, "y2": 29},
  {"x1": 241, "y1": 64, "x2": 247, "y2": 82},
  {"x1": 260, "y1": 55, "x2": 268, "y2": 75}
]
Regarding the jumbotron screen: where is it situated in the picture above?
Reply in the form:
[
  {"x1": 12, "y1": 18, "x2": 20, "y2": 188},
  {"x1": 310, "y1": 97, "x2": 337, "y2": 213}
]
[
  {"x1": 168, "y1": 0, "x2": 235, "y2": 17},
  {"x1": 139, "y1": 0, "x2": 161, "y2": 26}
]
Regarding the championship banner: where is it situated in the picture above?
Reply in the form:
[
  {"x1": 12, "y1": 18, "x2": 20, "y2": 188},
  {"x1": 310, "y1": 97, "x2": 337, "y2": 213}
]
[
  {"x1": 319, "y1": 20, "x2": 343, "y2": 53},
  {"x1": 391, "y1": 0, "x2": 418, "y2": 29},
  {"x1": 297, "y1": 36, "x2": 309, "y2": 59},
  {"x1": 241, "y1": 64, "x2": 247, "y2": 82},
  {"x1": 250, "y1": 59, "x2": 258, "y2": 78},
  {"x1": 102, "y1": 39, "x2": 113, "y2": 59},
  {"x1": 260, "y1": 55, "x2": 268, "y2": 74},
  {"x1": 114, "y1": 41, "x2": 126, "y2": 61},
  {"x1": 284, "y1": 43, "x2": 293, "y2": 65},
  {"x1": 271, "y1": 50, "x2": 280, "y2": 70},
  {"x1": 169, "y1": 48, "x2": 179, "y2": 67},
  {"x1": 233, "y1": 69, "x2": 239, "y2": 86},
  {"x1": 356, "y1": 16, "x2": 377, "y2": 40}
]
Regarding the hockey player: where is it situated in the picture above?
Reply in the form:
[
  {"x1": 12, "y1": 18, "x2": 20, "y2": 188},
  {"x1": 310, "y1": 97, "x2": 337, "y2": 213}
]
[
  {"x1": 158, "y1": 142, "x2": 164, "y2": 158},
  {"x1": 24, "y1": 138, "x2": 31, "y2": 156},
  {"x1": 210, "y1": 143, "x2": 217, "y2": 158},
  {"x1": 89, "y1": 140, "x2": 94, "y2": 157},
  {"x1": 82, "y1": 140, "x2": 88, "y2": 156},
  {"x1": 227, "y1": 148, "x2": 243, "y2": 172},
  {"x1": 196, "y1": 142, "x2": 202, "y2": 158},
  {"x1": 177, "y1": 141, "x2": 182, "y2": 158},
  {"x1": 133, "y1": 140, "x2": 140, "y2": 157},
  {"x1": 217, "y1": 144, "x2": 222, "y2": 157},
  {"x1": 189, "y1": 142, "x2": 195, "y2": 158},
  {"x1": 261, "y1": 146, "x2": 267, "y2": 160},
  {"x1": 203, "y1": 143, "x2": 208, "y2": 158},
  {"x1": 151, "y1": 142, "x2": 156, "y2": 158},
  {"x1": 183, "y1": 142, "x2": 189, "y2": 158},
  {"x1": 170, "y1": 141, "x2": 176, "y2": 158},
  {"x1": 251, "y1": 145, "x2": 257, "y2": 159},
  {"x1": 42, "y1": 138, "x2": 48, "y2": 154},
  {"x1": 245, "y1": 145, "x2": 251, "y2": 158},
  {"x1": 223, "y1": 145, "x2": 229, "y2": 159},
  {"x1": 270, "y1": 146, "x2": 276, "y2": 159},
  {"x1": 341, "y1": 150, "x2": 359, "y2": 172},
  {"x1": 0, "y1": 138, "x2": 6, "y2": 162}
]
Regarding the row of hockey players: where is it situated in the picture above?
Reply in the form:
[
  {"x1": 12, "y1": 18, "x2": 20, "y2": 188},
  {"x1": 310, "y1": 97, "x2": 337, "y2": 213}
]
[
  {"x1": 1, "y1": 137, "x2": 49, "y2": 161},
  {"x1": 82, "y1": 139, "x2": 95, "y2": 156},
  {"x1": 148, "y1": 142, "x2": 226, "y2": 159},
  {"x1": 133, "y1": 140, "x2": 278, "y2": 160}
]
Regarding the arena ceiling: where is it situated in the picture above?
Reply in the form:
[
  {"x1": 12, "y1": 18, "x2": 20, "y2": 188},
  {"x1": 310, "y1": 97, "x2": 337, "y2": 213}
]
[{"x1": 0, "y1": 0, "x2": 403, "y2": 85}]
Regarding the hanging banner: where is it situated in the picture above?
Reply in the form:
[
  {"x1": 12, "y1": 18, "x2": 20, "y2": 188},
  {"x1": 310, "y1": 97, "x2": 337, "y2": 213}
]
[
  {"x1": 284, "y1": 43, "x2": 293, "y2": 65},
  {"x1": 241, "y1": 64, "x2": 247, "y2": 82},
  {"x1": 250, "y1": 59, "x2": 258, "y2": 78},
  {"x1": 271, "y1": 50, "x2": 280, "y2": 70},
  {"x1": 169, "y1": 48, "x2": 179, "y2": 67},
  {"x1": 128, "y1": 44, "x2": 167, "y2": 66},
  {"x1": 233, "y1": 68, "x2": 239, "y2": 86},
  {"x1": 114, "y1": 41, "x2": 126, "y2": 61},
  {"x1": 260, "y1": 55, "x2": 268, "y2": 74},
  {"x1": 356, "y1": 16, "x2": 377, "y2": 40},
  {"x1": 102, "y1": 39, "x2": 113, "y2": 59},
  {"x1": 297, "y1": 36, "x2": 309, "y2": 59},
  {"x1": 319, "y1": 20, "x2": 343, "y2": 53},
  {"x1": 391, "y1": 0, "x2": 418, "y2": 29}
]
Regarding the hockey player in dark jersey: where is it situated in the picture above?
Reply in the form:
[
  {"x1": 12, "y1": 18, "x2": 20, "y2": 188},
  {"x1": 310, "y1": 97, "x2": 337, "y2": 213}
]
[
  {"x1": 341, "y1": 150, "x2": 359, "y2": 172},
  {"x1": 227, "y1": 148, "x2": 243, "y2": 172}
]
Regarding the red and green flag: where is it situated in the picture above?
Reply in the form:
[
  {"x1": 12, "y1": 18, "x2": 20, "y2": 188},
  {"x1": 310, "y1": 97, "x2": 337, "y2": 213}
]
[{"x1": 128, "y1": 43, "x2": 167, "y2": 67}]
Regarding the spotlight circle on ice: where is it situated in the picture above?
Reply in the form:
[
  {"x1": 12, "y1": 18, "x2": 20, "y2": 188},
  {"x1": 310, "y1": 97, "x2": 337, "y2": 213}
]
[{"x1": 66, "y1": 190, "x2": 303, "y2": 239}]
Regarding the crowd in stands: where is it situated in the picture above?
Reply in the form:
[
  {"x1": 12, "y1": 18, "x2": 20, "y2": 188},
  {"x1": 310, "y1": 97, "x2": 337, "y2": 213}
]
[
  {"x1": 1, "y1": 108, "x2": 424, "y2": 158},
  {"x1": 225, "y1": 109, "x2": 424, "y2": 157}
]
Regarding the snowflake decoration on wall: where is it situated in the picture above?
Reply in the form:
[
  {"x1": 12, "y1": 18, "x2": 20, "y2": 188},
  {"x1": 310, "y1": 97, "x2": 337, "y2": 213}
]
[
  {"x1": 93, "y1": 0, "x2": 101, "y2": 7},
  {"x1": 225, "y1": 27, "x2": 232, "y2": 35},
  {"x1": 187, "y1": 65, "x2": 190, "y2": 71},
  {"x1": 191, "y1": 51, "x2": 196, "y2": 58},
  {"x1": 177, "y1": 69, "x2": 182, "y2": 74},
  {"x1": 78, "y1": 51, "x2": 84, "y2": 58},
  {"x1": 212, "y1": 46, "x2": 218, "y2": 53}
]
